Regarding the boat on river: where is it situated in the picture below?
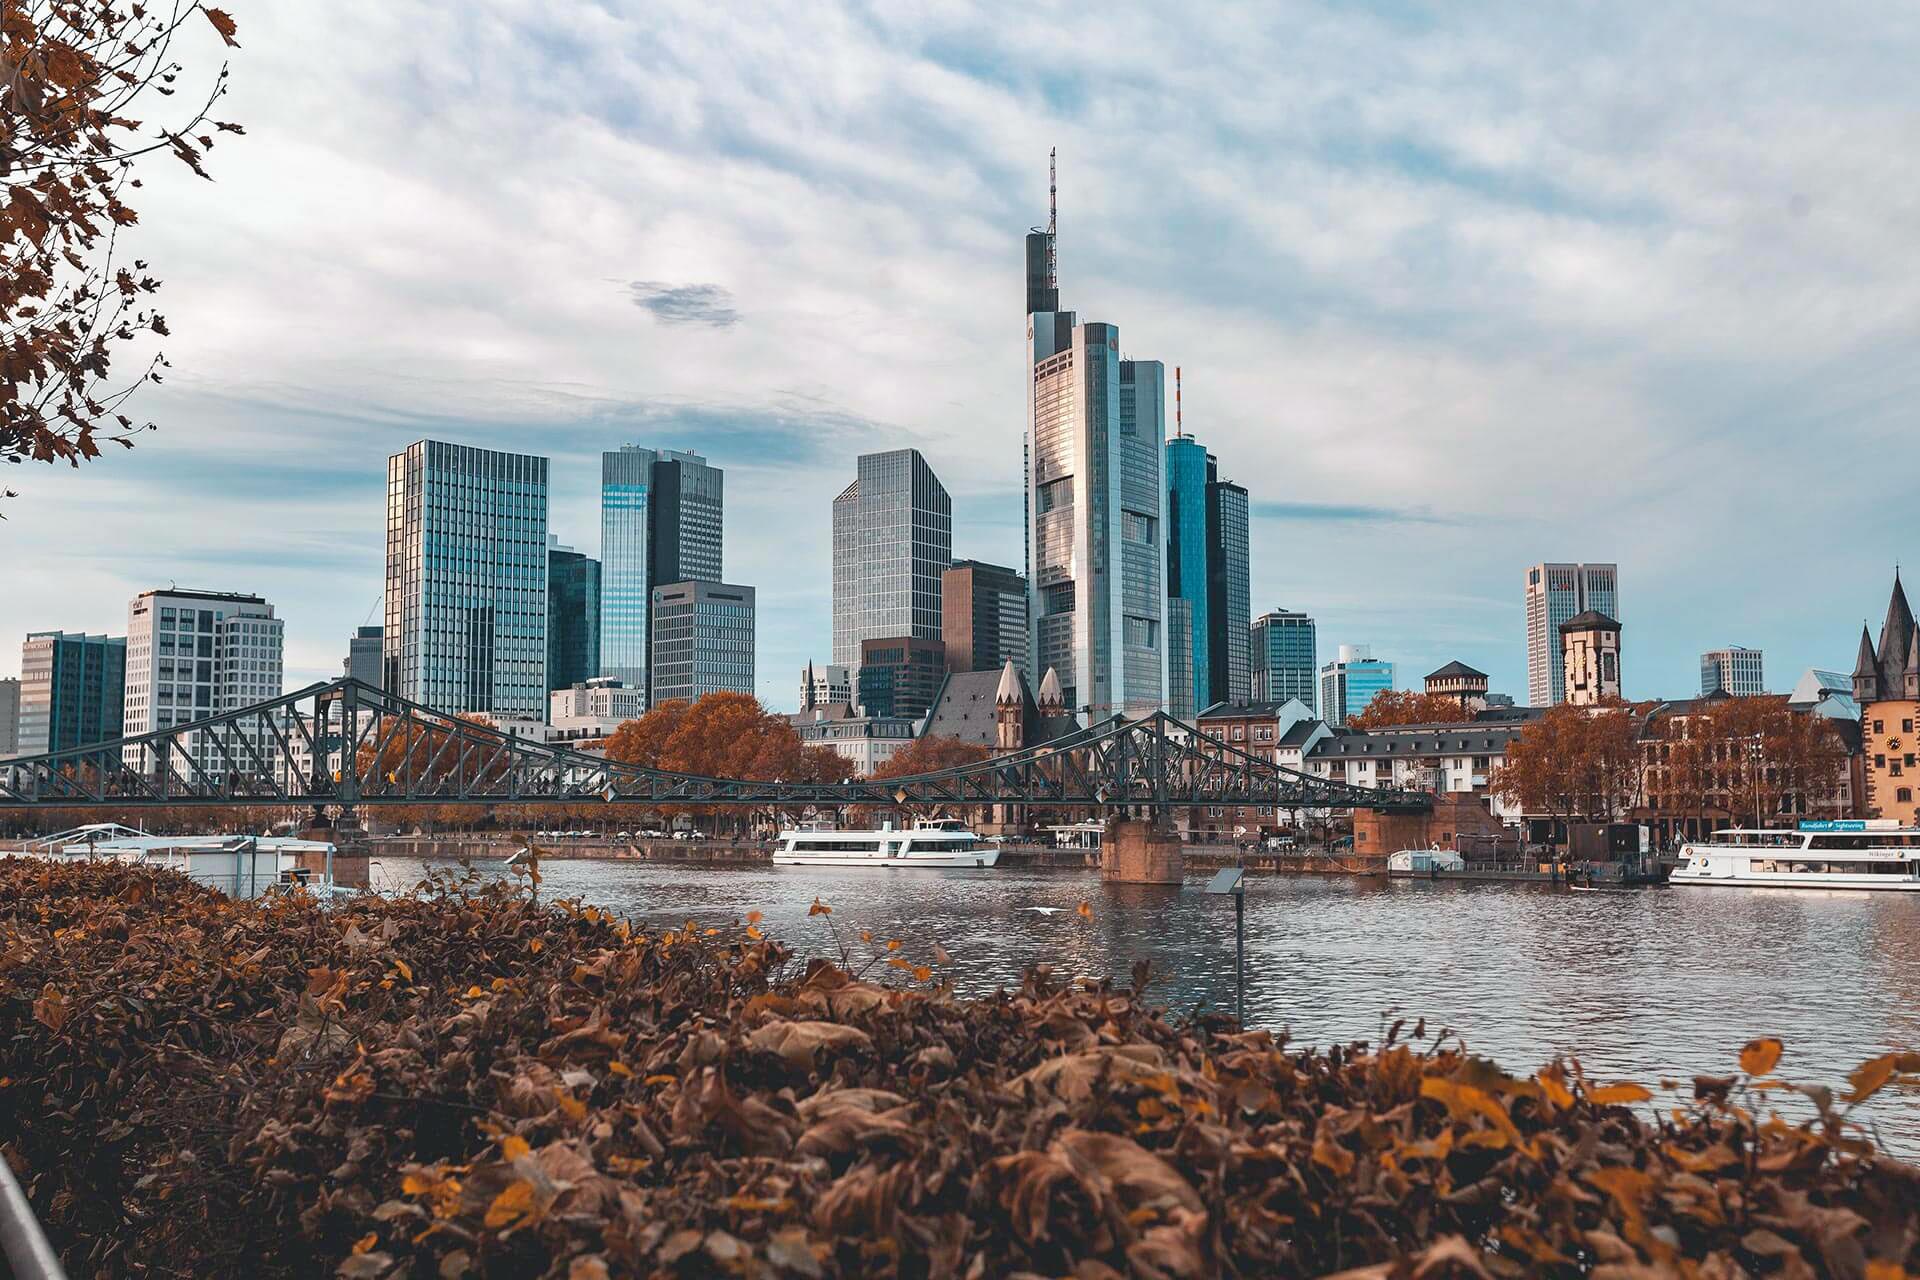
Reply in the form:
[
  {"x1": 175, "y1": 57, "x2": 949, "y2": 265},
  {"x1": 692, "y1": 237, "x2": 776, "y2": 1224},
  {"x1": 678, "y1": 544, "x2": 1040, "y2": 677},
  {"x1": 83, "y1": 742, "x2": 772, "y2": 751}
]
[
  {"x1": 773, "y1": 819, "x2": 999, "y2": 869},
  {"x1": 1671, "y1": 822, "x2": 1920, "y2": 891}
]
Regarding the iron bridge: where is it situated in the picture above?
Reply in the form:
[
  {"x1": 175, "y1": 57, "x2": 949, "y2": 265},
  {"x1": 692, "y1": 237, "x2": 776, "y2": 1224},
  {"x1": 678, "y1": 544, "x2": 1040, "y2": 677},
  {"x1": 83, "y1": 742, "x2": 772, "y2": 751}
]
[{"x1": 0, "y1": 679, "x2": 1431, "y2": 814}]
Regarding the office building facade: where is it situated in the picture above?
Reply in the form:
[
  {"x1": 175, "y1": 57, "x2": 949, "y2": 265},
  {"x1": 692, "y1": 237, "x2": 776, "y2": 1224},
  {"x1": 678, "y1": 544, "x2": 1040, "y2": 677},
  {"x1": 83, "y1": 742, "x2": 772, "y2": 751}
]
[
  {"x1": 344, "y1": 625, "x2": 383, "y2": 688},
  {"x1": 1319, "y1": 644, "x2": 1394, "y2": 726},
  {"x1": 599, "y1": 445, "x2": 723, "y2": 697},
  {"x1": 0, "y1": 677, "x2": 17, "y2": 757},
  {"x1": 16, "y1": 632, "x2": 124, "y2": 756},
  {"x1": 385, "y1": 440, "x2": 549, "y2": 716},
  {"x1": 1166, "y1": 596, "x2": 1195, "y2": 721},
  {"x1": 1164, "y1": 436, "x2": 1251, "y2": 711},
  {"x1": 1251, "y1": 609, "x2": 1317, "y2": 710},
  {"x1": 547, "y1": 538, "x2": 601, "y2": 694},
  {"x1": 549, "y1": 677, "x2": 644, "y2": 724},
  {"x1": 122, "y1": 590, "x2": 283, "y2": 754},
  {"x1": 831, "y1": 449, "x2": 952, "y2": 671},
  {"x1": 649, "y1": 580, "x2": 755, "y2": 704},
  {"x1": 1027, "y1": 313, "x2": 1168, "y2": 718},
  {"x1": 1701, "y1": 646, "x2": 1764, "y2": 697},
  {"x1": 942, "y1": 560, "x2": 1027, "y2": 679},
  {"x1": 1525, "y1": 562, "x2": 1619, "y2": 706},
  {"x1": 856, "y1": 636, "x2": 948, "y2": 720}
]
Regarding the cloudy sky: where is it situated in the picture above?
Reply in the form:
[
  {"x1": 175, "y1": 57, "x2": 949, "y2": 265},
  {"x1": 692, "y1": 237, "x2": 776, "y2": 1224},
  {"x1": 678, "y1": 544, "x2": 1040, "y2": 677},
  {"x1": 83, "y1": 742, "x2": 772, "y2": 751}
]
[{"x1": 4, "y1": 1, "x2": 1918, "y2": 708}]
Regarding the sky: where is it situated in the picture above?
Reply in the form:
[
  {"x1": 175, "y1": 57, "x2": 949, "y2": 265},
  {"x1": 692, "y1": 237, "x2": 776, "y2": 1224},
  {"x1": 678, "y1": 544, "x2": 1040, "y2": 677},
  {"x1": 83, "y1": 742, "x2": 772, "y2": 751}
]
[{"x1": 3, "y1": 1, "x2": 1919, "y2": 710}]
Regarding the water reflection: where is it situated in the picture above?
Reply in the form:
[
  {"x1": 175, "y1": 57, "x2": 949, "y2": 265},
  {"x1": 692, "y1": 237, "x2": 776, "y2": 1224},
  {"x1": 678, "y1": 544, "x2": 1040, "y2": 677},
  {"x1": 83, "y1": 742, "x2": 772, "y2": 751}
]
[{"x1": 376, "y1": 857, "x2": 1920, "y2": 1153}]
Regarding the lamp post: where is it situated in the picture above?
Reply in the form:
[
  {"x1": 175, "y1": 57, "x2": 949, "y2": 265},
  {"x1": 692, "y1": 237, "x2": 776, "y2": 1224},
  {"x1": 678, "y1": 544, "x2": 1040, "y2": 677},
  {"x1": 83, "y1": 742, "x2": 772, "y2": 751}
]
[{"x1": 1205, "y1": 867, "x2": 1247, "y2": 1025}]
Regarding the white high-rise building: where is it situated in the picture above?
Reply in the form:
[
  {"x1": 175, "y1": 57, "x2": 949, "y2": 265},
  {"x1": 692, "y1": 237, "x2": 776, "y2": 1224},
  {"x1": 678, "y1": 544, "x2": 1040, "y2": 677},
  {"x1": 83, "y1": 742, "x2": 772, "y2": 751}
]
[
  {"x1": 1701, "y1": 646, "x2": 1764, "y2": 697},
  {"x1": 123, "y1": 588, "x2": 283, "y2": 765},
  {"x1": 800, "y1": 662, "x2": 852, "y2": 709},
  {"x1": 1524, "y1": 562, "x2": 1619, "y2": 706}
]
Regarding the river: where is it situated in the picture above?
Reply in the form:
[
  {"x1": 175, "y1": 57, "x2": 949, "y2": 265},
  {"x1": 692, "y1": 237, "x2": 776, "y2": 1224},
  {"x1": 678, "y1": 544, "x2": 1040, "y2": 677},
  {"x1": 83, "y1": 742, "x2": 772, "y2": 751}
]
[{"x1": 376, "y1": 855, "x2": 1920, "y2": 1153}]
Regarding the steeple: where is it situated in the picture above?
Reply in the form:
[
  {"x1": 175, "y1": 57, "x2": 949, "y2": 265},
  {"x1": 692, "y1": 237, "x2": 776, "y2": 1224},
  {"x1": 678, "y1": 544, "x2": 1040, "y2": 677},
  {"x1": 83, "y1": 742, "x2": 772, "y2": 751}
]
[
  {"x1": 1907, "y1": 627, "x2": 1920, "y2": 699},
  {"x1": 1853, "y1": 624, "x2": 1880, "y2": 704},
  {"x1": 1877, "y1": 569, "x2": 1914, "y2": 672},
  {"x1": 994, "y1": 657, "x2": 1022, "y2": 706},
  {"x1": 1037, "y1": 666, "x2": 1065, "y2": 713}
]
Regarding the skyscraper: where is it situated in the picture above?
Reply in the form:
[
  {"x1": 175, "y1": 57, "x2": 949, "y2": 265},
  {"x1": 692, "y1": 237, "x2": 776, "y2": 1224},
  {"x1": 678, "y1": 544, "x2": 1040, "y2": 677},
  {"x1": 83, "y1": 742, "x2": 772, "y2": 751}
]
[
  {"x1": 344, "y1": 625, "x2": 383, "y2": 688},
  {"x1": 1524, "y1": 562, "x2": 1619, "y2": 706},
  {"x1": 1165, "y1": 430, "x2": 1250, "y2": 710},
  {"x1": 1700, "y1": 646, "x2": 1764, "y2": 696},
  {"x1": 547, "y1": 538, "x2": 601, "y2": 694},
  {"x1": 1319, "y1": 644, "x2": 1394, "y2": 726},
  {"x1": 123, "y1": 588, "x2": 282, "y2": 732},
  {"x1": 1251, "y1": 609, "x2": 1317, "y2": 709},
  {"x1": 1025, "y1": 168, "x2": 1168, "y2": 719},
  {"x1": 17, "y1": 631, "x2": 125, "y2": 756},
  {"x1": 385, "y1": 440, "x2": 549, "y2": 716},
  {"x1": 599, "y1": 446, "x2": 724, "y2": 699},
  {"x1": 856, "y1": 636, "x2": 947, "y2": 720},
  {"x1": 0, "y1": 678, "x2": 18, "y2": 758},
  {"x1": 831, "y1": 449, "x2": 952, "y2": 671},
  {"x1": 942, "y1": 560, "x2": 1028, "y2": 679},
  {"x1": 649, "y1": 581, "x2": 755, "y2": 704}
]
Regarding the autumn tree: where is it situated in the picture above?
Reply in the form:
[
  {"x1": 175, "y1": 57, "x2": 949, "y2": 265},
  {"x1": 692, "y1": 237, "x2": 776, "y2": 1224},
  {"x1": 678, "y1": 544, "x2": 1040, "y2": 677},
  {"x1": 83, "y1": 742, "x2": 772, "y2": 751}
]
[
  {"x1": 2, "y1": 2, "x2": 243, "y2": 497},
  {"x1": 871, "y1": 735, "x2": 993, "y2": 779},
  {"x1": 1348, "y1": 690, "x2": 1481, "y2": 730},
  {"x1": 1490, "y1": 700, "x2": 1645, "y2": 826},
  {"x1": 1656, "y1": 696, "x2": 1849, "y2": 824}
]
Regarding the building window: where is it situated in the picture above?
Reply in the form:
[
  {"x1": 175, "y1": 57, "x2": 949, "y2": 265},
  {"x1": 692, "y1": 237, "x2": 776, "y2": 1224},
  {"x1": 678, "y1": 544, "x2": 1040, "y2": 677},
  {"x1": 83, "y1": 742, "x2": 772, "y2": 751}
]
[{"x1": 1899, "y1": 788, "x2": 1914, "y2": 804}]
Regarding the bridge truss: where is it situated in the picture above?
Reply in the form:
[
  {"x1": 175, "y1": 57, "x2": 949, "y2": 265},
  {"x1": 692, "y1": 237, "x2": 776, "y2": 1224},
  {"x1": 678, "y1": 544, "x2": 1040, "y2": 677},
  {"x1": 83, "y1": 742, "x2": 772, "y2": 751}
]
[{"x1": 0, "y1": 679, "x2": 1430, "y2": 815}]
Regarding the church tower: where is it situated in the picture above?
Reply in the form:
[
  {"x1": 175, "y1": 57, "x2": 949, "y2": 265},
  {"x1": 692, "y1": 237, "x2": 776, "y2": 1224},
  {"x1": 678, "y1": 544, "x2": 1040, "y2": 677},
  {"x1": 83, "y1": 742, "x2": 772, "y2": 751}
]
[
  {"x1": 1857, "y1": 571, "x2": 1920, "y2": 824},
  {"x1": 994, "y1": 659, "x2": 1025, "y2": 752}
]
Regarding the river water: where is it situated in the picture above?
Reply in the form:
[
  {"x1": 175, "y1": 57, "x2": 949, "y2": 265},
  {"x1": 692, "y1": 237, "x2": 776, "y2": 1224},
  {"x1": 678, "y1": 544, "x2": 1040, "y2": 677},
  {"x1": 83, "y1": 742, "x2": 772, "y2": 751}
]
[{"x1": 376, "y1": 856, "x2": 1920, "y2": 1153}]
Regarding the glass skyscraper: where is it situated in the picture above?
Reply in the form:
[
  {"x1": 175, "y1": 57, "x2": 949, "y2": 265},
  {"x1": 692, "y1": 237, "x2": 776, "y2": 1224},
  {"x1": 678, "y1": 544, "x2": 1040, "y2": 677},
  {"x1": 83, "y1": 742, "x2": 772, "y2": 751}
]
[
  {"x1": 599, "y1": 446, "x2": 723, "y2": 700},
  {"x1": 16, "y1": 631, "x2": 125, "y2": 755},
  {"x1": 547, "y1": 538, "x2": 601, "y2": 693},
  {"x1": 1524, "y1": 562, "x2": 1619, "y2": 706},
  {"x1": 830, "y1": 449, "x2": 952, "y2": 670},
  {"x1": 1251, "y1": 609, "x2": 1317, "y2": 709},
  {"x1": 1319, "y1": 644, "x2": 1394, "y2": 726},
  {"x1": 1027, "y1": 312, "x2": 1169, "y2": 720},
  {"x1": 1165, "y1": 436, "x2": 1250, "y2": 711},
  {"x1": 385, "y1": 440, "x2": 549, "y2": 716}
]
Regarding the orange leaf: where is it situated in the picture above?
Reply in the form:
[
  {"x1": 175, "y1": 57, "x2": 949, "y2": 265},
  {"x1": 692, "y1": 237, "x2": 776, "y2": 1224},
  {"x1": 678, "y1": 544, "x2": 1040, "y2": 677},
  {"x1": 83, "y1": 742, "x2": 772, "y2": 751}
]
[
  {"x1": 746, "y1": 910, "x2": 763, "y2": 924},
  {"x1": 911, "y1": 965, "x2": 932, "y2": 982},
  {"x1": 203, "y1": 7, "x2": 241, "y2": 47},
  {"x1": 1740, "y1": 1038, "x2": 1783, "y2": 1076},
  {"x1": 1846, "y1": 1054, "x2": 1898, "y2": 1104},
  {"x1": 1588, "y1": 1083, "x2": 1653, "y2": 1105},
  {"x1": 886, "y1": 939, "x2": 901, "y2": 952},
  {"x1": 483, "y1": 1179, "x2": 535, "y2": 1229},
  {"x1": 1076, "y1": 901, "x2": 1093, "y2": 918},
  {"x1": 809, "y1": 898, "x2": 832, "y2": 917},
  {"x1": 500, "y1": 1135, "x2": 531, "y2": 1160},
  {"x1": 392, "y1": 958, "x2": 412, "y2": 982},
  {"x1": 351, "y1": 1232, "x2": 378, "y2": 1255},
  {"x1": 1311, "y1": 1135, "x2": 1355, "y2": 1175},
  {"x1": 1536, "y1": 1068, "x2": 1574, "y2": 1110}
]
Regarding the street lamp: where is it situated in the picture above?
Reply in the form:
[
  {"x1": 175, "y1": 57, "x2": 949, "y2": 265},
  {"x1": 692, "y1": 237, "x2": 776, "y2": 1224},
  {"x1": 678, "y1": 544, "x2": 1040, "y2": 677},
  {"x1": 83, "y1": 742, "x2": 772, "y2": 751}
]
[{"x1": 1205, "y1": 867, "x2": 1247, "y2": 1025}]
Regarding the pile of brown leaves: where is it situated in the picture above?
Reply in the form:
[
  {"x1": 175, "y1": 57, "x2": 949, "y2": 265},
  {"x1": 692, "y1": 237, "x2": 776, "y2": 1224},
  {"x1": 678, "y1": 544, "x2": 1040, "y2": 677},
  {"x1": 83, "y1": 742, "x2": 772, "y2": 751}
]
[{"x1": 2, "y1": 858, "x2": 1918, "y2": 1279}]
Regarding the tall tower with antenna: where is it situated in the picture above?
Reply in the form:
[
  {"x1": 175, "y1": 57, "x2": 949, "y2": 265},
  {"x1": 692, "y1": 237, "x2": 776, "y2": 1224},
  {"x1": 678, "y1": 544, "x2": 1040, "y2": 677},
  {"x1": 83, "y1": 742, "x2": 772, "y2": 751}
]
[{"x1": 1024, "y1": 149, "x2": 1060, "y2": 316}]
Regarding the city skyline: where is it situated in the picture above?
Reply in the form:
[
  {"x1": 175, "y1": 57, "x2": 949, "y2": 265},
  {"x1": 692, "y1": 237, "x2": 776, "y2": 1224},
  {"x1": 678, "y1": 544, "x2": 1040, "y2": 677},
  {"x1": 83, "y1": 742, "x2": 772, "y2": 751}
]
[{"x1": 2, "y1": 4, "x2": 1916, "y2": 709}]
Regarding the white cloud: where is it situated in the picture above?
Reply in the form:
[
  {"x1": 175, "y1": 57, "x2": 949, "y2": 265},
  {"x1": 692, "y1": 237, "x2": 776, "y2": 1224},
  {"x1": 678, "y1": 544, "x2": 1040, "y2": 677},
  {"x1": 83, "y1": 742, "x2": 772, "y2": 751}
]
[{"x1": 3, "y1": 0, "x2": 1916, "y2": 706}]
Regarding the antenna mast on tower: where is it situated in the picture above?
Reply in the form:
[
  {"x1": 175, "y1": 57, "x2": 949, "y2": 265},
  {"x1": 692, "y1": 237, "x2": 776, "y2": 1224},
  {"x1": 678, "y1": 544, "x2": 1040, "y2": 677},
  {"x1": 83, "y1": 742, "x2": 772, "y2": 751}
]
[
  {"x1": 1175, "y1": 366, "x2": 1185, "y2": 439},
  {"x1": 1047, "y1": 147, "x2": 1058, "y2": 291}
]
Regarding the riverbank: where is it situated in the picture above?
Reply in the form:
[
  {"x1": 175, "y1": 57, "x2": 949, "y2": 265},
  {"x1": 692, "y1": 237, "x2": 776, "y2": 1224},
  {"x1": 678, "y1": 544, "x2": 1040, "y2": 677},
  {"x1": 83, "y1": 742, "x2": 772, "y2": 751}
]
[{"x1": 2, "y1": 859, "x2": 1917, "y2": 1278}]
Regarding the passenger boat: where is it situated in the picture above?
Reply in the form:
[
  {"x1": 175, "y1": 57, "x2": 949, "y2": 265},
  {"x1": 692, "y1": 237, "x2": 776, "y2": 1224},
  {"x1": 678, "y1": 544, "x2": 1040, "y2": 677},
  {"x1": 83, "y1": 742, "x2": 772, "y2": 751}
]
[
  {"x1": 1671, "y1": 821, "x2": 1920, "y2": 891},
  {"x1": 773, "y1": 819, "x2": 1000, "y2": 869}
]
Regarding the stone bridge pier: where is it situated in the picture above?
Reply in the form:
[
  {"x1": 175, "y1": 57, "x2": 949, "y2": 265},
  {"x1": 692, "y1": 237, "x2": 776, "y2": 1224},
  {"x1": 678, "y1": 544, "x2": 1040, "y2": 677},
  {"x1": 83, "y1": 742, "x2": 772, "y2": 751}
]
[{"x1": 1101, "y1": 816, "x2": 1184, "y2": 884}]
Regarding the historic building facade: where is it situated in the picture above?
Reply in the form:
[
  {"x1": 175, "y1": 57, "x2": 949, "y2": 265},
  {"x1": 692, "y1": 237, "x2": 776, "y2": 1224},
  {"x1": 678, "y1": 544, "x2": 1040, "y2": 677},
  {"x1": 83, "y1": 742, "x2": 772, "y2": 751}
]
[{"x1": 1853, "y1": 571, "x2": 1920, "y2": 826}]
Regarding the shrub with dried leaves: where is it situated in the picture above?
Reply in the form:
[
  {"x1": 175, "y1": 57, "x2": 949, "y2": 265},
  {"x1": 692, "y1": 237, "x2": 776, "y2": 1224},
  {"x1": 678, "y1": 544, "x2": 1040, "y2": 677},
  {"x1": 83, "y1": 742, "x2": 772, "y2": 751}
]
[{"x1": 1, "y1": 858, "x2": 1917, "y2": 1279}]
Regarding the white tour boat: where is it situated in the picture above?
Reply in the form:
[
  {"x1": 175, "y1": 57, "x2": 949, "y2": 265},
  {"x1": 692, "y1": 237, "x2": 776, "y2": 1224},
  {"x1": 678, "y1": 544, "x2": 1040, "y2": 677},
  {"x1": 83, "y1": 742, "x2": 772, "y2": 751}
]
[
  {"x1": 1671, "y1": 821, "x2": 1920, "y2": 891},
  {"x1": 773, "y1": 819, "x2": 1000, "y2": 869}
]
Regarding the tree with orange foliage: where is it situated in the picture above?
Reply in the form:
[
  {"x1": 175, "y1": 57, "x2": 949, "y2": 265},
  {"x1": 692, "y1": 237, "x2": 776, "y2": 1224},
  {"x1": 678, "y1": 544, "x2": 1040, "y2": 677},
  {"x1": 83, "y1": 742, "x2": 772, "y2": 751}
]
[
  {"x1": 871, "y1": 735, "x2": 993, "y2": 779},
  {"x1": 1348, "y1": 690, "x2": 1481, "y2": 730},
  {"x1": 2, "y1": 3, "x2": 244, "y2": 499},
  {"x1": 1490, "y1": 699, "x2": 1645, "y2": 825},
  {"x1": 1655, "y1": 695, "x2": 1848, "y2": 825}
]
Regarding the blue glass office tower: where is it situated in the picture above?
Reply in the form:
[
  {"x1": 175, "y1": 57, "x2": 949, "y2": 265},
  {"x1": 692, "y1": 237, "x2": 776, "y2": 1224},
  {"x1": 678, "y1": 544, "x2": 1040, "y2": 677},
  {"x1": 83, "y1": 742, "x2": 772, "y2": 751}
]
[
  {"x1": 599, "y1": 446, "x2": 723, "y2": 701},
  {"x1": 547, "y1": 539, "x2": 601, "y2": 692},
  {"x1": 1164, "y1": 438, "x2": 1250, "y2": 710},
  {"x1": 1319, "y1": 645, "x2": 1394, "y2": 726},
  {"x1": 384, "y1": 441, "x2": 549, "y2": 716},
  {"x1": 16, "y1": 631, "x2": 125, "y2": 755}
]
